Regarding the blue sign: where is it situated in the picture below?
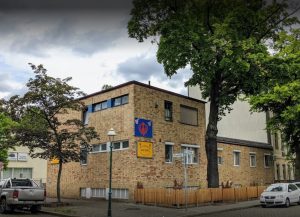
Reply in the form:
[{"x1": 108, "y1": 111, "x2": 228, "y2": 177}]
[{"x1": 134, "y1": 118, "x2": 153, "y2": 138}]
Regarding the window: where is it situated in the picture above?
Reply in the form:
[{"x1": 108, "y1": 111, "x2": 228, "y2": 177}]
[
  {"x1": 249, "y1": 153, "x2": 256, "y2": 167},
  {"x1": 112, "y1": 95, "x2": 129, "y2": 107},
  {"x1": 82, "y1": 107, "x2": 89, "y2": 125},
  {"x1": 264, "y1": 154, "x2": 272, "y2": 168},
  {"x1": 165, "y1": 143, "x2": 173, "y2": 163},
  {"x1": 112, "y1": 140, "x2": 129, "y2": 150},
  {"x1": 2, "y1": 168, "x2": 33, "y2": 179},
  {"x1": 217, "y1": 148, "x2": 223, "y2": 165},
  {"x1": 164, "y1": 101, "x2": 173, "y2": 121},
  {"x1": 181, "y1": 145, "x2": 199, "y2": 164},
  {"x1": 288, "y1": 184, "x2": 298, "y2": 192},
  {"x1": 91, "y1": 144, "x2": 107, "y2": 153},
  {"x1": 93, "y1": 101, "x2": 107, "y2": 112},
  {"x1": 80, "y1": 148, "x2": 88, "y2": 165},
  {"x1": 180, "y1": 105, "x2": 198, "y2": 126},
  {"x1": 233, "y1": 151, "x2": 240, "y2": 166}
]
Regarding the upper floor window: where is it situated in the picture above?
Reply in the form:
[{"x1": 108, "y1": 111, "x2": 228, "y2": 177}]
[
  {"x1": 82, "y1": 107, "x2": 89, "y2": 125},
  {"x1": 264, "y1": 154, "x2": 272, "y2": 168},
  {"x1": 180, "y1": 105, "x2": 198, "y2": 126},
  {"x1": 112, "y1": 140, "x2": 129, "y2": 150},
  {"x1": 217, "y1": 148, "x2": 223, "y2": 165},
  {"x1": 80, "y1": 147, "x2": 88, "y2": 165},
  {"x1": 249, "y1": 153, "x2": 256, "y2": 167},
  {"x1": 93, "y1": 101, "x2": 107, "y2": 112},
  {"x1": 112, "y1": 95, "x2": 128, "y2": 107},
  {"x1": 164, "y1": 101, "x2": 173, "y2": 121},
  {"x1": 233, "y1": 150, "x2": 241, "y2": 166}
]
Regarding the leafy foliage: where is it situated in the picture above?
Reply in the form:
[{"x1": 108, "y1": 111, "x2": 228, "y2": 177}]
[
  {"x1": 128, "y1": 0, "x2": 299, "y2": 187},
  {"x1": 3, "y1": 64, "x2": 99, "y2": 202}
]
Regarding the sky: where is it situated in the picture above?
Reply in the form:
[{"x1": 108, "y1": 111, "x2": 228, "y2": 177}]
[{"x1": 0, "y1": 0, "x2": 192, "y2": 99}]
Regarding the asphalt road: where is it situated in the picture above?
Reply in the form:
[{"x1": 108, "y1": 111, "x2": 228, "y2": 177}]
[{"x1": 203, "y1": 204, "x2": 300, "y2": 217}]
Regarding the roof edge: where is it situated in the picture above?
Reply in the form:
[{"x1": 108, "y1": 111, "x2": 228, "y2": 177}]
[
  {"x1": 78, "y1": 80, "x2": 206, "y2": 104},
  {"x1": 217, "y1": 136, "x2": 273, "y2": 150}
]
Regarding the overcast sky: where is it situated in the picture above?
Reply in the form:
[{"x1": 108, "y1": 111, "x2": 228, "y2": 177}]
[{"x1": 0, "y1": 0, "x2": 192, "y2": 99}]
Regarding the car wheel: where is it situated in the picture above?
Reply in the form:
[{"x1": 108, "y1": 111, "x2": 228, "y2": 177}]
[
  {"x1": 0, "y1": 198, "x2": 7, "y2": 214},
  {"x1": 298, "y1": 197, "x2": 300, "y2": 205},
  {"x1": 30, "y1": 205, "x2": 41, "y2": 214},
  {"x1": 285, "y1": 198, "x2": 290, "y2": 208}
]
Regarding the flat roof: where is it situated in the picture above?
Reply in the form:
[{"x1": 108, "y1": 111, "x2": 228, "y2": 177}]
[
  {"x1": 217, "y1": 137, "x2": 273, "y2": 150},
  {"x1": 79, "y1": 80, "x2": 206, "y2": 104}
]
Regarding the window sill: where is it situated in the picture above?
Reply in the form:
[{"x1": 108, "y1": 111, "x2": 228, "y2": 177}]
[
  {"x1": 80, "y1": 164, "x2": 88, "y2": 166},
  {"x1": 178, "y1": 121, "x2": 198, "y2": 127},
  {"x1": 233, "y1": 165, "x2": 240, "y2": 167},
  {"x1": 250, "y1": 166, "x2": 256, "y2": 168},
  {"x1": 165, "y1": 161, "x2": 173, "y2": 164}
]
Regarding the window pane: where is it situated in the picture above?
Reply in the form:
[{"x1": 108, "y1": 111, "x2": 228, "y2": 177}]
[
  {"x1": 80, "y1": 148, "x2": 88, "y2": 164},
  {"x1": 180, "y1": 106, "x2": 198, "y2": 125},
  {"x1": 164, "y1": 101, "x2": 173, "y2": 121},
  {"x1": 165, "y1": 145, "x2": 173, "y2": 162},
  {"x1": 234, "y1": 152, "x2": 240, "y2": 166},
  {"x1": 122, "y1": 141, "x2": 129, "y2": 149},
  {"x1": 122, "y1": 95, "x2": 129, "y2": 104},
  {"x1": 113, "y1": 142, "x2": 121, "y2": 150},
  {"x1": 101, "y1": 101, "x2": 107, "y2": 109},
  {"x1": 100, "y1": 144, "x2": 107, "y2": 151},
  {"x1": 92, "y1": 145, "x2": 100, "y2": 152},
  {"x1": 114, "y1": 98, "x2": 121, "y2": 106},
  {"x1": 94, "y1": 103, "x2": 102, "y2": 112}
]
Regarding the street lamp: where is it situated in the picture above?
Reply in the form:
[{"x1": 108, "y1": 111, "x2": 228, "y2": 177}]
[{"x1": 107, "y1": 128, "x2": 116, "y2": 217}]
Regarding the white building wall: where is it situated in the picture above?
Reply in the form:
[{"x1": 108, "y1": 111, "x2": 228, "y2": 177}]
[{"x1": 188, "y1": 85, "x2": 268, "y2": 143}]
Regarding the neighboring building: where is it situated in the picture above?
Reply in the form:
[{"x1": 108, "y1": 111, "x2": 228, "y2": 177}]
[
  {"x1": 188, "y1": 85, "x2": 294, "y2": 183},
  {"x1": 47, "y1": 81, "x2": 274, "y2": 200},
  {"x1": 0, "y1": 146, "x2": 47, "y2": 186}
]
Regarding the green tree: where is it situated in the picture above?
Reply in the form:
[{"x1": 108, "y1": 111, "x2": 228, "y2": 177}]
[
  {"x1": 101, "y1": 84, "x2": 113, "y2": 90},
  {"x1": 250, "y1": 29, "x2": 300, "y2": 180},
  {"x1": 0, "y1": 113, "x2": 16, "y2": 169},
  {"x1": 5, "y1": 64, "x2": 99, "y2": 202},
  {"x1": 128, "y1": 0, "x2": 299, "y2": 187}
]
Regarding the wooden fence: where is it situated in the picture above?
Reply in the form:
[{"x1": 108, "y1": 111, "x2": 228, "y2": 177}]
[{"x1": 134, "y1": 186, "x2": 266, "y2": 207}]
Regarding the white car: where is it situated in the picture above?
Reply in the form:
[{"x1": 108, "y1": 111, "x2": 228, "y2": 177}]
[
  {"x1": 293, "y1": 182, "x2": 300, "y2": 189},
  {"x1": 260, "y1": 183, "x2": 300, "y2": 207}
]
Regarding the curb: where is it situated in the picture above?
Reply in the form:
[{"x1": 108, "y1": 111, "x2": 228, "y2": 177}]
[
  {"x1": 183, "y1": 204, "x2": 260, "y2": 217},
  {"x1": 40, "y1": 210, "x2": 84, "y2": 217}
]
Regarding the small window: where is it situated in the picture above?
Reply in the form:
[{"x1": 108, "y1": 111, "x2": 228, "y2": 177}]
[
  {"x1": 80, "y1": 148, "x2": 88, "y2": 165},
  {"x1": 249, "y1": 153, "x2": 256, "y2": 167},
  {"x1": 180, "y1": 105, "x2": 198, "y2": 126},
  {"x1": 122, "y1": 95, "x2": 129, "y2": 104},
  {"x1": 82, "y1": 107, "x2": 89, "y2": 125},
  {"x1": 165, "y1": 144, "x2": 173, "y2": 163},
  {"x1": 113, "y1": 97, "x2": 122, "y2": 106},
  {"x1": 218, "y1": 156, "x2": 223, "y2": 165},
  {"x1": 122, "y1": 141, "x2": 129, "y2": 149},
  {"x1": 91, "y1": 144, "x2": 107, "y2": 153},
  {"x1": 264, "y1": 154, "x2": 272, "y2": 168},
  {"x1": 93, "y1": 101, "x2": 107, "y2": 112},
  {"x1": 233, "y1": 151, "x2": 240, "y2": 166},
  {"x1": 164, "y1": 101, "x2": 173, "y2": 121},
  {"x1": 113, "y1": 142, "x2": 121, "y2": 150},
  {"x1": 181, "y1": 145, "x2": 199, "y2": 164}
]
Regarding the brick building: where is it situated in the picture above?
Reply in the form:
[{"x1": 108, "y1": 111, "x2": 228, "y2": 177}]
[{"x1": 47, "y1": 81, "x2": 274, "y2": 200}]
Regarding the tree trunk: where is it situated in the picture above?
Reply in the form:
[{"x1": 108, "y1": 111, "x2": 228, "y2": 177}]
[
  {"x1": 206, "y1": 72, "x2": 222, "y2": 188},
  {"x1": 57, "y1": 160, "x2": 63, "y2": 203},
  {"x1": 295, "y1": 145, "x2": 300, "y2": 181}
]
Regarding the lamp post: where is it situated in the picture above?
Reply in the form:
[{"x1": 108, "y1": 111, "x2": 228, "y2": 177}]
[{"x1": 107, "y1": 128, "x2": 116, "y2": 217}]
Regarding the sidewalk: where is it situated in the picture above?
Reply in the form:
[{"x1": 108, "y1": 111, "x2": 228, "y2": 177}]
[{"x1": 42, "y1": 198, "x2": 260, "y2": 217}]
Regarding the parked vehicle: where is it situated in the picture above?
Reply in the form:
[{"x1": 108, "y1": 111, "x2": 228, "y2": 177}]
[
  {"x1": 260, "y1": 183, "x2": 300, "y2": 208},
  {"x1": 293, "y1": 182, "x2": 300, "y2": 189},
  {"x1": 0, "y1": 178, "x2": 46, "y2": 213}
]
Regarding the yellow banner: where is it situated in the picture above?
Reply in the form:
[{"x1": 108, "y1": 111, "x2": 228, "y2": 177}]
[{"x1": 137, "y1": 142, "x2": 153, "y2": 158}]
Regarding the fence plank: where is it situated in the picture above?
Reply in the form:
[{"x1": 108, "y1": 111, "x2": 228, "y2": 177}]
[
  {"x1": 211, "y1": 188, "x2": 223, "y2": 202},
  {"x1": 222, "y1": 188, "x2": 235, "y2": 202},
  {"x1": 234, "y1": 187, "x2": 248, "y2": 201},
  {"x1": 196, "y1": 189, "x2": 212, "y2": 205},
  {"x1": 247, "y1": 187, "x2": 258, "y2": 199},
  {"x1": 257, "y1": 186, "x2": 266, "y2": 197}
]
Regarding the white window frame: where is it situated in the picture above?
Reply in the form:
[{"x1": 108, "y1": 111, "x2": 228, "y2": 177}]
[
  {"x1": 249, "y1": 152, "x2": 256, "y2": 167},
  {"x1": 90, "y1": 143, "x2": 107, "y2": 153},
  {"x1": 264, "y1": 153, "x2": 272, "y2": 168},
  {"x1": 181, "y1": 144, "x2": 200, "y2": 165},
  {"x1": 217, "y1": 147, "x2": 223, "y2": 165},
  {"x1": 112, "y1": 140, "x2": 129, "y2": 151},
  {"x1": 233, "y1": 150, "x2": 241, "y2": 167},
  {"x1": 165, "y1": 142, "x2": 174, "y2": 163}
]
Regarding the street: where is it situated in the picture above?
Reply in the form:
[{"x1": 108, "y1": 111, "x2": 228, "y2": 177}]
[
  {"x1": 0, "y1": 210, "x2": 55, "y2": 217},
  {"x1": 203, "y1": 205, "x2": 300, "y2": 217}
]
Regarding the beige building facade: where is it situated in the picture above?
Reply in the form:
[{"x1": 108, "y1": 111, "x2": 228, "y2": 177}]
[
  {"x1": 188, "y1": 85, "x2": 294, "y2": 183},
  {"x1": 0, "y1": 146, "x2": 47, "y2": 186},
  {"x1": 47, "y1": 81, "x2": 274, "y2": 200}
]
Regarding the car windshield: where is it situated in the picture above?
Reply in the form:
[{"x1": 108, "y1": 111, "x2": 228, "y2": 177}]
[{"x1": 266, "y1": 185, "x2": 284, "y2": 192}]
